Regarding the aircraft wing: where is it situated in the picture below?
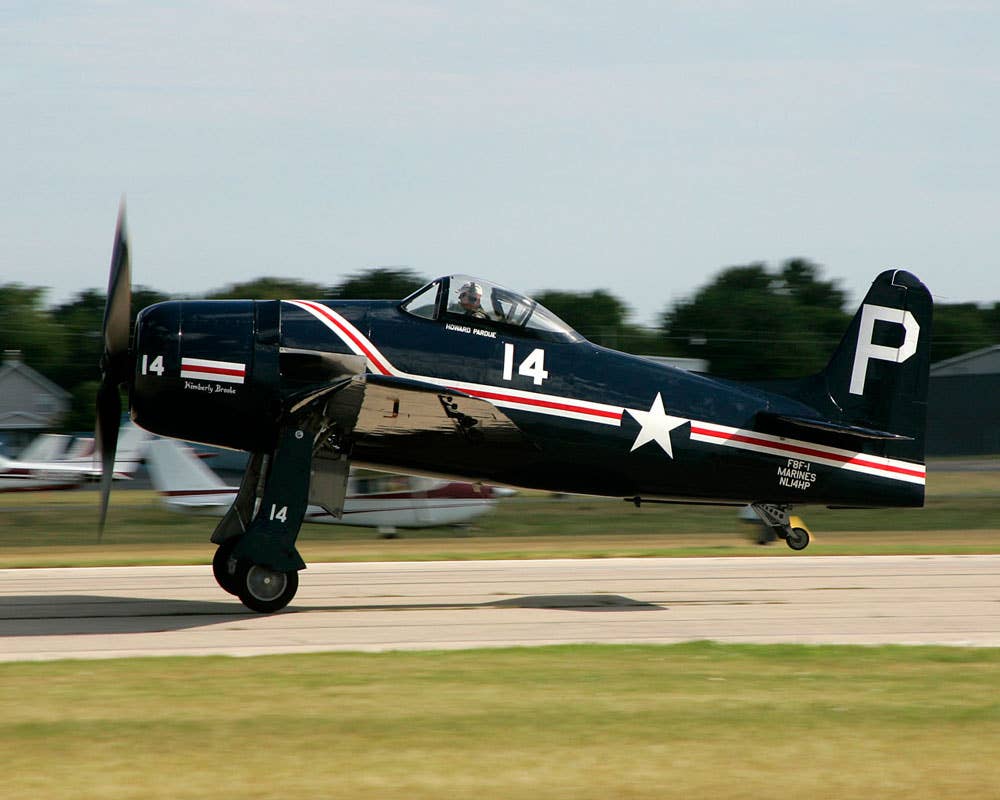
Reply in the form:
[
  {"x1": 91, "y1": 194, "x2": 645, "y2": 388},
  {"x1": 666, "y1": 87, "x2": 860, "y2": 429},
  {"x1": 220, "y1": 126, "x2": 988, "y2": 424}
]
[
  {"x1": 307, "y1": 372, "x2": 536, "y2": 475},
  {"x1": 164, "y1": 495, "x2": 235, "y2": 511},
  {"x1": 326, "y1": 375, "x2": 534, "y2": 450}
]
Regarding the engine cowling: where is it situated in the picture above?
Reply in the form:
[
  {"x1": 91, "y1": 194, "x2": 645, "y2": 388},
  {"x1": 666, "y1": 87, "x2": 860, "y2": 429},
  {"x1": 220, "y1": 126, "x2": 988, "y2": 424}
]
[{"x1": 131, "y1": 299, "x2": 281, "y2": 451}]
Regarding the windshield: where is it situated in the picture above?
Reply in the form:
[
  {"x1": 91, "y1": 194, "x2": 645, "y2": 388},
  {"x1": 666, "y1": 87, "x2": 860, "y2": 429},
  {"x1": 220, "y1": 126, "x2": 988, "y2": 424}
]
[{"x1": 401, "y1": 275, "x2": 581, "y2": 342}]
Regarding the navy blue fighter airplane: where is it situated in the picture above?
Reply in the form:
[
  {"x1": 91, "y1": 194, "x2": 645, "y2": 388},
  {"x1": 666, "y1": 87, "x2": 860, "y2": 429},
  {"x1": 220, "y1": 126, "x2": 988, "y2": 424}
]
[{"x1": 97, "y1": 205, "x2": 932, "y2": 612}]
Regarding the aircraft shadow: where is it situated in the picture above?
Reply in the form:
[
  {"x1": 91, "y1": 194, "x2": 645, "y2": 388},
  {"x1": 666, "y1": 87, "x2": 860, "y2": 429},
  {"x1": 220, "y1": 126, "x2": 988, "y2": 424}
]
[
  {"x1": 0, "y1": 593, "x2": 663, "y2": 637},
  {"x1": 488, "y1": 594, "x2": 661, "y2": 611},
  {"x1": 0, "y1": 595, "x2": 251, "y2": 636}
]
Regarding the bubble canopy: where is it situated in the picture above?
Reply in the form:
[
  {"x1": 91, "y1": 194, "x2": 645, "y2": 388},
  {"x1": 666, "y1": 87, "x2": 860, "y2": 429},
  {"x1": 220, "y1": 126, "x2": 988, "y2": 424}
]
[{"x1": 400, "y1": 275, "x2": 582, "y2": 343}]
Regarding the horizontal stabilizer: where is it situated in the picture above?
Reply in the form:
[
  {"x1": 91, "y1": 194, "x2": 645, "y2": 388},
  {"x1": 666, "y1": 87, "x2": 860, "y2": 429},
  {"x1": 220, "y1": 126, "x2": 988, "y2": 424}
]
[{"x1": 758, "y1": 412, "x2": 914, "y2": 441}]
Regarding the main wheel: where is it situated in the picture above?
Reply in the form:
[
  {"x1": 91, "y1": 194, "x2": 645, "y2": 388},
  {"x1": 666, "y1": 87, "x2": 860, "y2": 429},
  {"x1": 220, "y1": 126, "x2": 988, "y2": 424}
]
[
  {"x1": 235, "y1": 560, "x2": 299, "y2": 613},
  {"x1": 212, "y1": 537, "x2": 242, "y2": 596},
  {"x1": 785, "y1": 527, "x2": 811, "y2": 551}
]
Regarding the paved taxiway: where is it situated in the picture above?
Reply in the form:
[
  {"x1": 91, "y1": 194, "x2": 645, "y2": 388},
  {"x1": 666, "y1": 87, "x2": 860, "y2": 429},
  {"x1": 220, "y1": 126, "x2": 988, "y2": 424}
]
[{"x1": 3, "y1": 555, "x2": 1000, "y2": 660}]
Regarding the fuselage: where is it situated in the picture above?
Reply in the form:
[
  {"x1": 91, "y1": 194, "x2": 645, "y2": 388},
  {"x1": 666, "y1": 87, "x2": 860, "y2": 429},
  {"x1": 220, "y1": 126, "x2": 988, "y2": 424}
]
[
  {"x1": 0, "y1": 457, "x2": 83, "y2": 492},
  {"x1": 130, "y1": 291, "x2": 925, "y2": 509}
]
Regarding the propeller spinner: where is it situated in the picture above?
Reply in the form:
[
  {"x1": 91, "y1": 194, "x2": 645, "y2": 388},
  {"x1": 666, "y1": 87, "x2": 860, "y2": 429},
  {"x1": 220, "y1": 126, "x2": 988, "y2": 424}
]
[{"x1": 97, "y1": 201, "x2": 132, "y2": 534}]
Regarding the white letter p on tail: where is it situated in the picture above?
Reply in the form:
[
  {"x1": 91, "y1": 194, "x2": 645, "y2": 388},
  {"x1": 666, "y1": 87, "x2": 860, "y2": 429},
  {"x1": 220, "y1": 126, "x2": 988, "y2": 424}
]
[{"x1": 850, "y1": 304, "x2": 920, "y2": 396}]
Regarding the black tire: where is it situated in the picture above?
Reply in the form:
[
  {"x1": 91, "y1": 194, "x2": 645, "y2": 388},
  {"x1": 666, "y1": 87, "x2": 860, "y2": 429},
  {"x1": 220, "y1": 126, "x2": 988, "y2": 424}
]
[
  {"x1": 212, "y1": 537, "x2": 242, "y2": 596},
  {"x1": 235, "y1": 560, "x2": 299, "y2": 613},
  {"x1": 786, "y1": 527, "x2": 811, "y2": 551}
]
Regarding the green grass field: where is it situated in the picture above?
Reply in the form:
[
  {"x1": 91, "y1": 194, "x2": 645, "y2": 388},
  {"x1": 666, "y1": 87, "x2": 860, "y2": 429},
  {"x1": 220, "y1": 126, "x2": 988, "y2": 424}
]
[{"x1": 3, "y1": 643, "x2": 1000, "y2": 800}]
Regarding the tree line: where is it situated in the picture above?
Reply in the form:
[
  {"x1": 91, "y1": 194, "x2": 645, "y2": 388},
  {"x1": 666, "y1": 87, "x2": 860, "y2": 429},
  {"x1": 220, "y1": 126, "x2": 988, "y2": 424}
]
[{"x1": 2, "y1": 261, "x2": 997, "y2": 432}]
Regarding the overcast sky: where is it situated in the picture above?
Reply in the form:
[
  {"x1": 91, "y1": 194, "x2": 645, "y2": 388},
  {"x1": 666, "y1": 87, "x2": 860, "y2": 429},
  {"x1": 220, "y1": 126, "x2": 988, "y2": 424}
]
[{"x1": 3, "y1": 1, "x2": 998, "y2": 324}]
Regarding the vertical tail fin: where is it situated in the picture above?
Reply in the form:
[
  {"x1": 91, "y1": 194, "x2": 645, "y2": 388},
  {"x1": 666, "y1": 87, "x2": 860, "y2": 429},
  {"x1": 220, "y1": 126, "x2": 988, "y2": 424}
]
[
  {"x1": 145, "y1": 438, "x2": 228, "y2": 494},
  {"x1": 19, "y1": 434, "x2": 71, "y2": 462},
  {"x1": 819, "y1": 270, "x2": 932, "y2": 462}
]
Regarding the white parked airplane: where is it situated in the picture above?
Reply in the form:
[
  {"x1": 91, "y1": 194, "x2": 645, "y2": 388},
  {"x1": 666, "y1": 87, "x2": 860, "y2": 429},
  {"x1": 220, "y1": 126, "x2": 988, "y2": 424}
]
[
  {"x1": 0, "y1": 423, "x2": 148, "y2": 492},
  {"x1": 16, "y1": 433, "x2": 72, "y2": 462},
  {"x1": 145, "y1": 437, "x2": 511, "y2": 529}
]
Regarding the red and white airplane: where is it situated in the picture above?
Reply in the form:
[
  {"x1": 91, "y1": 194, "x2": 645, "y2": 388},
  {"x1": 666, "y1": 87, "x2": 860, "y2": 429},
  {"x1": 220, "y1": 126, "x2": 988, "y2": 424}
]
[
  {"x1": 145, "y1": 437, "x2": 510, "y2": 529},
  {"x1": 0, "y1": 423, "x2": 148, "y2": 492}
]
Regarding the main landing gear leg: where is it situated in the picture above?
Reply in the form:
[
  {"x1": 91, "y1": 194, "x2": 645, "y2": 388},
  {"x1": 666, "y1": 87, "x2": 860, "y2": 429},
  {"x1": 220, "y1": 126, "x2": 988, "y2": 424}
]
[
  {"x1": 750, "y1": 503, "x2": 813, "y2": 551},
  {"x1": 212, "y1": 423, "x2": 316, "y2": 613}
]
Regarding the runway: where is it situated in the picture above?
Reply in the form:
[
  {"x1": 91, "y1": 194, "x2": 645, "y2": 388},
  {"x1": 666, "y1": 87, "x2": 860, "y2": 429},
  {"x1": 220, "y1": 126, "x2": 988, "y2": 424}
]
[{"x1": 3, "y1": 555, "x2": 1000, "y2": 660}]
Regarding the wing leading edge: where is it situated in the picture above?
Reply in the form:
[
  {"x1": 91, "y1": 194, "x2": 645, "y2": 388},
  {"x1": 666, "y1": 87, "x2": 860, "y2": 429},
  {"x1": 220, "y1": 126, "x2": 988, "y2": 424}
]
[{"x1": 317, "y1": 372, "x2": 536, "y2": 480}]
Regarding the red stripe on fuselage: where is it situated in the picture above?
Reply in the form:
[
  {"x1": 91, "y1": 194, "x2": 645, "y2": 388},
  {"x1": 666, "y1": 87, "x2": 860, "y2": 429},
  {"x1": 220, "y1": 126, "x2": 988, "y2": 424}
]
[
  {"x1": 456, "y1": 386, "x2": 623, "y2": 422},
  {"x1": 184, "y1": 365, "x2": 245, "y2": 378}
]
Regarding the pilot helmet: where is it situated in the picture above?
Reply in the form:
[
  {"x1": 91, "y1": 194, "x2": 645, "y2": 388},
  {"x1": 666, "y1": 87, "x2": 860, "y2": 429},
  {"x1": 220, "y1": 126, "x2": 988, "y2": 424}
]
[{"x1": 459, "y1": 281, "x2": 484, "y2": 300}]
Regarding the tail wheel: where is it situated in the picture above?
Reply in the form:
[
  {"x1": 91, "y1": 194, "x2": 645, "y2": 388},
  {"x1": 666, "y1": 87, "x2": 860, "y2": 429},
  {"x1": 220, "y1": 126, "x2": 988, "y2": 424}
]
[
  {"x1": 212, "y1": 537, "x2": 242, "y2": 596},
  {"x1": 235, "y1": 560, "x2": 299, "y2": 613},
  {"x1": 785, "y1": 527, "x2": 811, "y2": 551}
]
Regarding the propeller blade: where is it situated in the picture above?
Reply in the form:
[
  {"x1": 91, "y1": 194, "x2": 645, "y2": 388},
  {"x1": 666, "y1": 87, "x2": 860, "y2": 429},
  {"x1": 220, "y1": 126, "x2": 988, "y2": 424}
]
[
  {"x1": 95, "y1": 379, "x2": 121, "y2": 537},
  {"x1": 103, "y1": 200, "x2": 131, "y2": 357},
  {"x1": 96, "y1": 199, "x2": 132, "y2": 538}
]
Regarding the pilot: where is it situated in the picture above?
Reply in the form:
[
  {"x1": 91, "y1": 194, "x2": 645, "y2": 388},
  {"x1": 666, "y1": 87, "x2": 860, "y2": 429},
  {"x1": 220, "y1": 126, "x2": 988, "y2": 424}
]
[{"x1": 454, "y1": 281, "x2": 489, "y2": 319}]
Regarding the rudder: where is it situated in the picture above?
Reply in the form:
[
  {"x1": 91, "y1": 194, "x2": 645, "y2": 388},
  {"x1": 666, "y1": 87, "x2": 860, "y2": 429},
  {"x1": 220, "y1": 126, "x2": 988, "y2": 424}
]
[{"x1": 820, "y1": 269, "x2": 932, "y2": 462}]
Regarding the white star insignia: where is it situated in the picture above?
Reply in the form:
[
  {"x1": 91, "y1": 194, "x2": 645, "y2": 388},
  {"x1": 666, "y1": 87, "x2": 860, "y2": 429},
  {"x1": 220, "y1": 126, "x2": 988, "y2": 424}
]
[{"x1": 626, "y1": 393, "x2": 689, "y2": 458}]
